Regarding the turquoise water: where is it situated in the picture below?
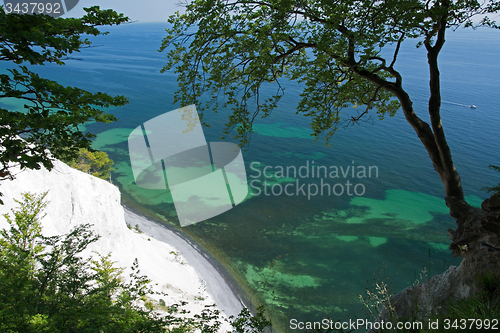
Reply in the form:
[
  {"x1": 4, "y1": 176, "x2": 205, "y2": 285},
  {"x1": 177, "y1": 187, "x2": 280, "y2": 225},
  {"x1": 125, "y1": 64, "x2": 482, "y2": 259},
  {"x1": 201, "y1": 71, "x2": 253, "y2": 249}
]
[{"x1": 3, "y1": 23, "x2": 500, "y2": 331}]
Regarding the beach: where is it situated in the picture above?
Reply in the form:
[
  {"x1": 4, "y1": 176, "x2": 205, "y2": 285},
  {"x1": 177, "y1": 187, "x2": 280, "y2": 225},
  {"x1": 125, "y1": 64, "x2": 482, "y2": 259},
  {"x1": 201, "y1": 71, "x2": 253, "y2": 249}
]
[{"x1": 123, "y1": 206, "x2": 248, "y2": 319}]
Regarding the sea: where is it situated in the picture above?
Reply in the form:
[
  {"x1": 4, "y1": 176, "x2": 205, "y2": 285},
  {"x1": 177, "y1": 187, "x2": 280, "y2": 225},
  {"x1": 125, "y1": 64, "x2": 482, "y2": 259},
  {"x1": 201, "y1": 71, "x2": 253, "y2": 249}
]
[{"x1": 2, "y1": 22, "x2": 499, "y2": 332}]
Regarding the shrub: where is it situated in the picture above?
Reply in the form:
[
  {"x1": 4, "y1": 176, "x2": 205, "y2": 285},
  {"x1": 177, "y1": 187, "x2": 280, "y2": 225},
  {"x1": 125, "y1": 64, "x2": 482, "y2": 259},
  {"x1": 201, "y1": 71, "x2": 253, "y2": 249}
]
[
  {"x1": 64, "y1": 148, "x2": 114, "y2": 181},
  {"x1": 0, "y1": 192, "x2": 274, "y2": 332}
]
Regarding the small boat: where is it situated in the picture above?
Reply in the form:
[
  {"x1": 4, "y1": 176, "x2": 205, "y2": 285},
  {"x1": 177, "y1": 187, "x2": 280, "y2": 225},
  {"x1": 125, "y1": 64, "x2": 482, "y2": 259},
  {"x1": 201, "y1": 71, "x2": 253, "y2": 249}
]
[{"x1": 470, "y1": 105, "x2": 477, "y2": 109}]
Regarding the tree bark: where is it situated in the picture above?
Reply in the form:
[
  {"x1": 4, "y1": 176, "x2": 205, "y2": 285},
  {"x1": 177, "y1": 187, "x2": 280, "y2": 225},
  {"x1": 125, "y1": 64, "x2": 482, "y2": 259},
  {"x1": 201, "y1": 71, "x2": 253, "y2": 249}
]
[
  {"x1": 425, "y1": 8, "x2": 465, "y2": 204},
  {"x1": 349, "y1": 65, "x2": 466, "y2": 217},
  {"x1": 342, "y1": 3, "x2": 495, "y2": 265},
  {"x1": 337, "y1": 2, "x2": 500, "y2": 328}
]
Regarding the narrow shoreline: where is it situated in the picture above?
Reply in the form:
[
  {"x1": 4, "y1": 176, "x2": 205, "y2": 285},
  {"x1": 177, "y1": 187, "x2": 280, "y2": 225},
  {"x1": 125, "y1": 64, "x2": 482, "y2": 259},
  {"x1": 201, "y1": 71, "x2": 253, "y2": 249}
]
[{"x1": 122, "y1": 204, "x2": 255, "y2": 319}]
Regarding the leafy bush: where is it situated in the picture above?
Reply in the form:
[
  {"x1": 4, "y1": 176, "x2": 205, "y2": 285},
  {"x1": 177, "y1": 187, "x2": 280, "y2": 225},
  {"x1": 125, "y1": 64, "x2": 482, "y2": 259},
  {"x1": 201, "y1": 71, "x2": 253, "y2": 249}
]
[
  {"x1": 0, "y1": 192, "x2": 273, "y2": 332},
  {"x1": 64, "y1": 148, "x2": 114, "y2": 181},
  {"x1": 0, "y1": 192, "x2": 172, "y2": 332}
]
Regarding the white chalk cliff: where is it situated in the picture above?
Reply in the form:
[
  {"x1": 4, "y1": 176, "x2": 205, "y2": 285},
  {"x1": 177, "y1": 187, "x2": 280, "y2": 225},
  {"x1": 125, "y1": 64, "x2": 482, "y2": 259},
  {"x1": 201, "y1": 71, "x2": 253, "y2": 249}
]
[{"x1": 0, "y1": 159, "x2": 243, "y2": 323}]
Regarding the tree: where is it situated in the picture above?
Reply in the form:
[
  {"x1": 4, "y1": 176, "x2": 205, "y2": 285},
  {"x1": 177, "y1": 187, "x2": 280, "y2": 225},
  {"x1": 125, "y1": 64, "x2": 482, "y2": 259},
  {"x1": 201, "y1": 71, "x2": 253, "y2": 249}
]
[
  {"x1": 0, "y1": 192, "x2": 273, "y2": 332},
  {"x1": 64, "y1": 148, "x2": 115, "y2": 181},
  {"x1": 0, "y1": 192, "x2": 171, "y2": 332},
  {"x1": 161, "y1": 0, "x2": 500, "y2": 320},
  {"x1": 0, "y1": 6, "x2": 129, "y2": 202}
]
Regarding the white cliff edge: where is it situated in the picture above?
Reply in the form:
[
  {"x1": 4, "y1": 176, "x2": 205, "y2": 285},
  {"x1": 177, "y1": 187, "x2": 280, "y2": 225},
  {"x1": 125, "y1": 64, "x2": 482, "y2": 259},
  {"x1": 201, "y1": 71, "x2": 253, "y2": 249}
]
[{"x1": 0, "y1": 159, "x2": 243, "y2": 326}]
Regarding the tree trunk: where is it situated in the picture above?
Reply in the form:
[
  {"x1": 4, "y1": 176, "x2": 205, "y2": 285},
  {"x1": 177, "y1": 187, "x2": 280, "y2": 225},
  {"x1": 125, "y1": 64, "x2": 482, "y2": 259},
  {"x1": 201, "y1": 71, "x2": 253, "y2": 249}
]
[
  {"x1": 368, "y1": 41, "x2": 500, "y2": 330},
  {"x1": 346, "y1": 7, "x2": 499, "y2": 305},
  {"x1": 337, "y1": 4, "x2": 500, "y2": 330},
  {"x1": 365, "y1": 9, "x2": 500, "y2": 327}
]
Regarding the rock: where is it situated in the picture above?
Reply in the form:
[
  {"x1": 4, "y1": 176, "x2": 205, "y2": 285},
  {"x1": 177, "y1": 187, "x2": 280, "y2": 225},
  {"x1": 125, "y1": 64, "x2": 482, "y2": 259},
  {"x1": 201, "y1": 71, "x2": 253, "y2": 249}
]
[
  {"x1": 369, "y1": 195, "x2": 500, "y2": 332},
  {"x1": 367, "y1": 263, "x2": 472, "y2": 333}
]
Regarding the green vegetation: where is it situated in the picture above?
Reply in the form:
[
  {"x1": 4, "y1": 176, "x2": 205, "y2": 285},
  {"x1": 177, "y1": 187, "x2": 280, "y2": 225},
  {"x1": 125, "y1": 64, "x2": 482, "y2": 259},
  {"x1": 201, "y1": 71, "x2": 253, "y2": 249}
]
[
  {"x1": 483, "y1": 165, "x2": 500, "y2": 195},
  {"x1": 63, "y1": 148, "x2": 115, "y2": 181},
  {"x1": 229, "y1": 307, "x2": 271, "y2": 333},
  {"x1": 161, "y1": 0, "x2": 500, "y2": 213},
  {"x1": 0, "y1": 192, "x2": 177, "y2": 332},
  {"x1": 418, "y1": 272, "x2": 500, "y2": 333},
  {"x1": 0, "y1": 192, "x2": 273, "y2": 332},
  {"x1": 357, "y1": 267, "x2": 500, "y2": 333},
  {"x1": 0, "y1": 6, "x2": 130, "y2": 203}
]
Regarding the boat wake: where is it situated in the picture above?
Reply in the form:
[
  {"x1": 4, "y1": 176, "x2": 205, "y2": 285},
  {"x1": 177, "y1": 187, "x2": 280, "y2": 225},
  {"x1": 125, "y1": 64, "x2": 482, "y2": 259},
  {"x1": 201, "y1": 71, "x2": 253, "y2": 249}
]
[{"x1": 443, "y1": 101, "x2": 477, "y2": 109}]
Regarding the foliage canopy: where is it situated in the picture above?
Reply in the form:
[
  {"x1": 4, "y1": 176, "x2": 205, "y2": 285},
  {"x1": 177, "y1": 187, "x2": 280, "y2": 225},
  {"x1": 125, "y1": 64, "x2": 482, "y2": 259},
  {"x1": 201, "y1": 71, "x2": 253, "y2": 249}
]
[
  {"x1": 161, "y1": 0, "x2": 500, "y2": 204},
  {"x1": 0, "y1": 192, "x2": 169, "y2": 332},
  {"x1": 0, "y1": 6, "x2": 129, "y2": 192},
  {"x1": 162, "y1": 0, "x2": 499, "y2": 144},
  {"x1": 64, "y1": 148, "x2": 115, "y2": 181}
]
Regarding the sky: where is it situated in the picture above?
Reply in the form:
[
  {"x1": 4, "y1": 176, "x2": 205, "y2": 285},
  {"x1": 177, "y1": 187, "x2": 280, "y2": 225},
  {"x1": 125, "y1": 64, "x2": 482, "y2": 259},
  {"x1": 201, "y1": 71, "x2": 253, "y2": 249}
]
[
  {"x1": 66, "y1": 0, "x2": 183, "y2": 23},
  {"x1": 3, "y1": 0, "x2": 496, "y2": 24}
]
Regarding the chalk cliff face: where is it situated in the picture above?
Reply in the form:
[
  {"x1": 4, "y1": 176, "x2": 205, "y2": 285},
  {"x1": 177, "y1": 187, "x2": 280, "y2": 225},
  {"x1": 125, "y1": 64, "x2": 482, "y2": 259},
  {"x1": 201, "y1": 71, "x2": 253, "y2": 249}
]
[{"x1": 0, "y1": 160, "x2": 217, "y2": 314}]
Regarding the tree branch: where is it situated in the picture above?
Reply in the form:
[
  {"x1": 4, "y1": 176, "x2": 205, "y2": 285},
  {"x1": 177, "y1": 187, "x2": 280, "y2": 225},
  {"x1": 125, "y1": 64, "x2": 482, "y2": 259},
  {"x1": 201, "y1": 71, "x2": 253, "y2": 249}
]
[{"x1": 273, "y1": 37, "x2": 315, "y2": 64}]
